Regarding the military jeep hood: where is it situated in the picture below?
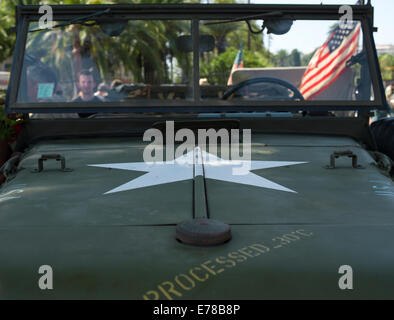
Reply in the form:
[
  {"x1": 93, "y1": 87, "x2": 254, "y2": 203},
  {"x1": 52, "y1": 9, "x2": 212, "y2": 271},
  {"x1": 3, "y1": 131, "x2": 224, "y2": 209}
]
[
  {"x1": 1, "y1": 134, "x2": 393, "y2": 228},
  {"x1": 2, "y1": 0, "x2": 394, "y2": 300},
  {"x1": 1, "y1": 134, "x2": 394, "y2": 299}
]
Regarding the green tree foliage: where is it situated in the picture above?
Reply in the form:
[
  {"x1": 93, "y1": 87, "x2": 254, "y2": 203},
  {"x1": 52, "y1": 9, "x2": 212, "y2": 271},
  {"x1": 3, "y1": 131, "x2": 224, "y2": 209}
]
[
  {"x1": 200, "y1": 47, "x2": 273, "y2": 85},
  {"x1": 274, "y1": 49, "x2": 289, "y2": 67},
  {"x1": 0, "y1": 0, "x2": 19, "y2": 63},
  {"x1": 0, "y1": 90, "x2": 23, "y2": 141},
  {"x1": 0, "y1": 106, "x2": 20, "y2": 141},
  {"x1": 273, "y1": 49, "x2": 304, "y2": 67},
  {"x1": 200, "y1": 0, "x2": 274, "y2": 85},
  {"x1": 0, "y1": 0, "x2": 199, "y2": 66},
  {"x1": 1, "y1": 0, "x2": 200, "y2": 86},
  {"x1": 202, "y1": 0, "x2": 239, "y2": 54},
  {"x1": 290, "y1": 49, "x2": 301, "y2": 67},
  {"x1": 379, "y1": 53, "x2": 394, "y2": 81}
]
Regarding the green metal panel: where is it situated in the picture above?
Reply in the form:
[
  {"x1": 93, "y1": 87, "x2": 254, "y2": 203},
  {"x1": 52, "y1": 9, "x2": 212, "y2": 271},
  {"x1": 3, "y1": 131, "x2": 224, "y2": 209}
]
[
  {"x1": 207, "y1": 137, "x2": 394, "y2": 225},
  {"x1": 1, "y1": 134, "x2": 393, "y2": 299},
  {"x1": 0, "y1": 138, "x2": 193, "y2": 227},
  {"x1": 1, "y1": 225, "x2": 394, "y2": 299}
]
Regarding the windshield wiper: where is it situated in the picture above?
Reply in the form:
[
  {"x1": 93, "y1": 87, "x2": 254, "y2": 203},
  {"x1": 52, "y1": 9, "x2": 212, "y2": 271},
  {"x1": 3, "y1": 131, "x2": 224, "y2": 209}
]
[{"x1": 29, "y1": 8, "x2": 111, "y2": 32}]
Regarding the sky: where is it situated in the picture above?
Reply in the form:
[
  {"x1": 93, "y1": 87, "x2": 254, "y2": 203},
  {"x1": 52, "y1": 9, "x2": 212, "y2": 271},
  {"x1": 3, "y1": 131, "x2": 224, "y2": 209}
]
[{"x1": 247, "y1": 0, "x2": 394, "y2": 54}]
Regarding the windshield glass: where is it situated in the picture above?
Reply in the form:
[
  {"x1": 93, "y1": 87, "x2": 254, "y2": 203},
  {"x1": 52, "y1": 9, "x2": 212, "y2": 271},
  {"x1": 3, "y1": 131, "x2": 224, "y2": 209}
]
[
  {"x1": 14, "y1": 14, "x2": 377, "y2": 111},
  {"x1": 18, "y1": 20, "x2": 193, "y2": 104},
  {"x1": 199, "y1": 18, "x2": 372, "y2": 102}
]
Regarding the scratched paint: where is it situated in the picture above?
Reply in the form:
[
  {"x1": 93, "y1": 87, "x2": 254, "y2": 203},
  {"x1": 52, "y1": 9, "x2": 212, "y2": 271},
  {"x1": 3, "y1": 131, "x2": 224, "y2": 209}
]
[
  {"x1": 0, "y1": 189, "x2": 24, "y2": 203},
  {"x1": 369, "y1": 180, "x2": 394, "y2": 197},
  {"x1": 0, "y1": 185, "x2": 26, "y2": 203}
]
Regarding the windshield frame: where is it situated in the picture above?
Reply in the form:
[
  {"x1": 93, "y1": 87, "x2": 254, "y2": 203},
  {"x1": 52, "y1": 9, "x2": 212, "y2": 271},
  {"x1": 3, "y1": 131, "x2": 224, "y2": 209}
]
[{"x1": 5, "y1": 3, "x2": 388, "y2": 114}]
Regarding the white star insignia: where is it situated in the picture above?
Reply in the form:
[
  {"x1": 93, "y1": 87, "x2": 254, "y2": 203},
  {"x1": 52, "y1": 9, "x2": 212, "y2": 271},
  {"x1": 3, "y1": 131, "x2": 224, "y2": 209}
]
[{"x1": 88, "y1": 148, "x2": 307, "y2": 195}]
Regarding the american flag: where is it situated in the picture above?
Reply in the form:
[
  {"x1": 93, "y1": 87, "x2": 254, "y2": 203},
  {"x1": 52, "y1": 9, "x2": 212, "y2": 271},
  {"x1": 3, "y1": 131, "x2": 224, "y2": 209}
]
[
  {"x1": 299, "y1": 17, "x2": 361, "y2": 100},
  {"x1": 227, "y1": 43, "x2": 244, "y2": 86}
]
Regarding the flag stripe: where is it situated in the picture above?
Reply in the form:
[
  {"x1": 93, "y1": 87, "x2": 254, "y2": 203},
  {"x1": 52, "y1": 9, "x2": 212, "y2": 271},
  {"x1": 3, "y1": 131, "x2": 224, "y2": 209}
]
[
  {"x1": 300, "y1": 21, "x2": 361, "y2": 100},
  {"x1": 301, "y1": 37, "x2": 359, "y2": 97},
  {"x1": 303, "y1": 50, "x2": 355, "y2": 99},
  {"x1": 227, "y1": 44, "x2": 244, "y2": 86},
  {"x1": 301, "y1": 37, "x2": 359, "y2": 96},
  {"x1": 302, "y1": 31, "x2": 338, "y2": 78},
  {"x1": 301, "y1": 25, "x2": 360, "y2": 88},
  {"x1": 307, "y1": 61, "x2": 351, "y2": 100}
]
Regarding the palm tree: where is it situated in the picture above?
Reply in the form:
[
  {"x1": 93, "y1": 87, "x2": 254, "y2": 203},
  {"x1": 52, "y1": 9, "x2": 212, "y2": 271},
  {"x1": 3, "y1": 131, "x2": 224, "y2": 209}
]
[
  {"x1": 0, "y1": 0, "x2": 19, "y2": 63},
  {"x1": 2, "y1": 0, "x2": 204, "y2": 91},
  {"x1": 19, "y1": 0, "x2": 196, "y2": 85}
]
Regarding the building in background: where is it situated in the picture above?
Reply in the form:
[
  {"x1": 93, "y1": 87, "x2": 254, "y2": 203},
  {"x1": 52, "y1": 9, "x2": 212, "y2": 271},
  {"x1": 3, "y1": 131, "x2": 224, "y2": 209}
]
[{"x1": 376, "y1": 44, "x2": 394, "y2": 56}]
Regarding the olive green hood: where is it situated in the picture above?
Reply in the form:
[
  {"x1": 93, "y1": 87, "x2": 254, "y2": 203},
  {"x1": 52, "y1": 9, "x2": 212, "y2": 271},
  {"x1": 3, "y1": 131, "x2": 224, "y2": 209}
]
[{"x1": 1, "y1": 134, "x2": 394, "y2": 299}]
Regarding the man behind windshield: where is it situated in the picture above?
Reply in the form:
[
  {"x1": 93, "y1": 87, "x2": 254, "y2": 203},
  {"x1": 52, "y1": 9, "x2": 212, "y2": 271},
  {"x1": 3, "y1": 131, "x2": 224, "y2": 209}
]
[
  {"x1": 73, "y1": 69, "x2": 104, "y2": 103},
  {"x1": 73, "y1": 69, "x2": 103, "y2": 118}
]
